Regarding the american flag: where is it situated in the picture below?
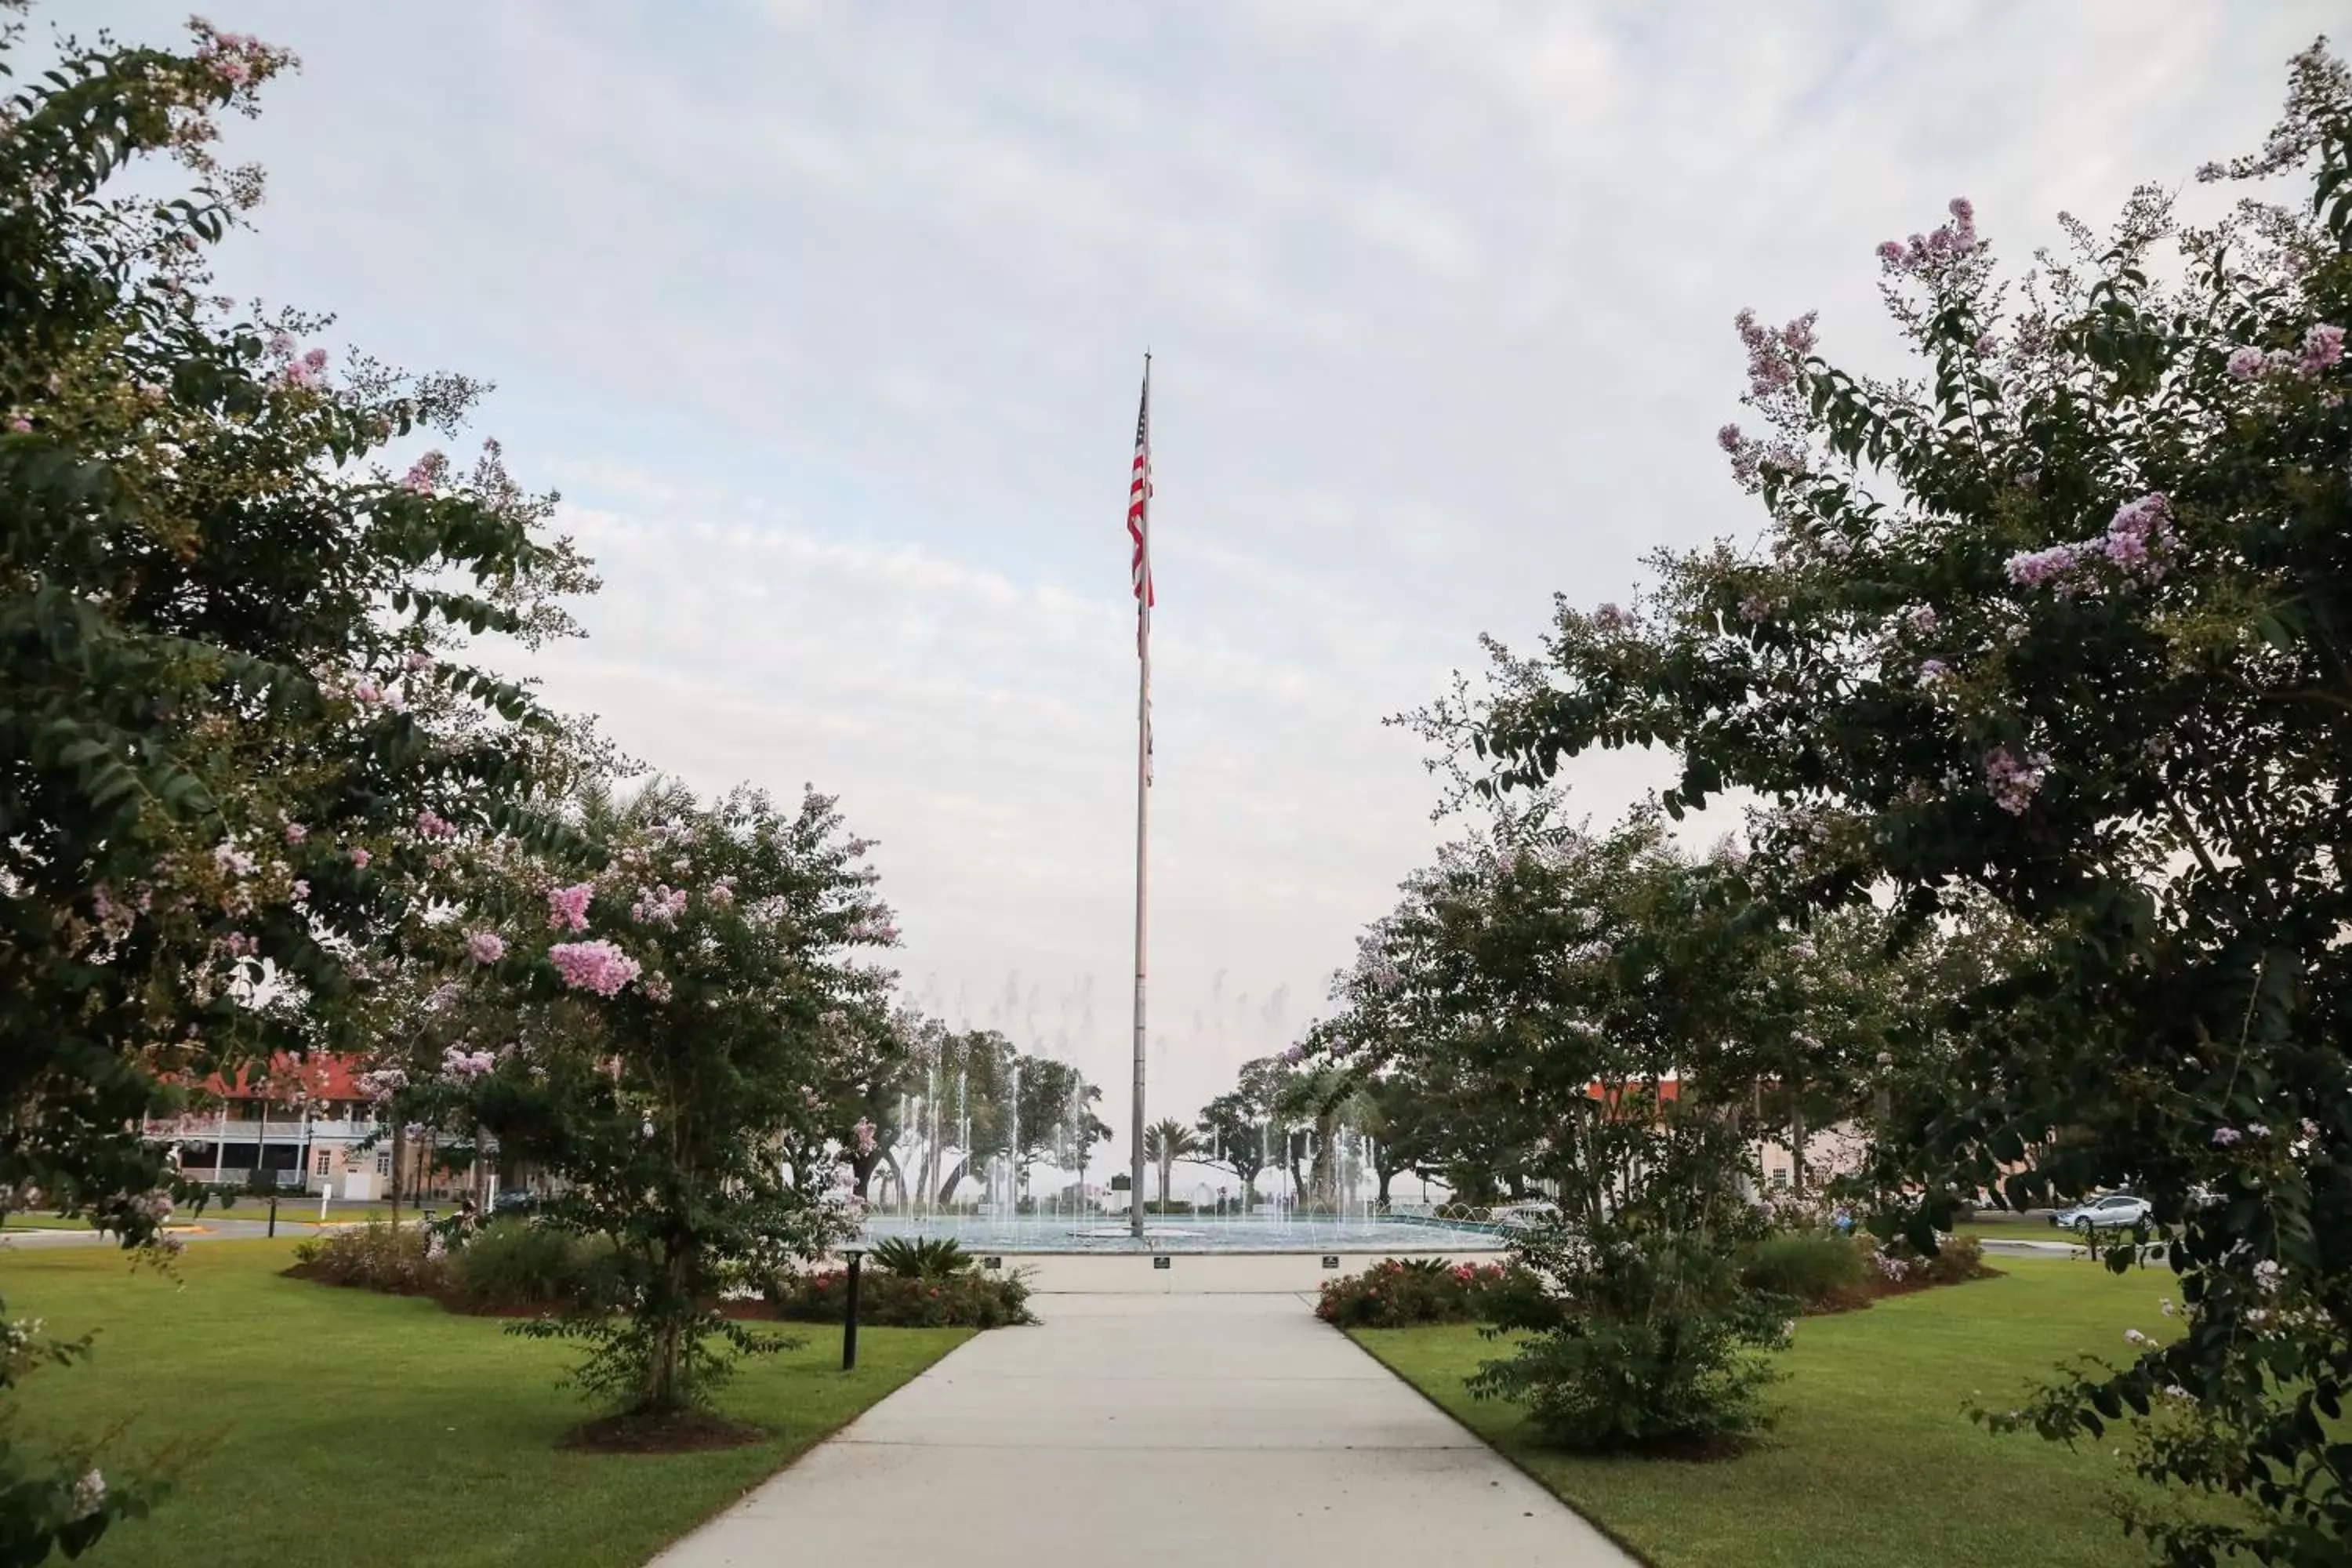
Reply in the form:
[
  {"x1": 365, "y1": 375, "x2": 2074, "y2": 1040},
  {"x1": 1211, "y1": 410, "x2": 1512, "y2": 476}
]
[
  {"x1": 1128, "y1": 359, "x2": 1154, "y2": 785},
  {"x1": 1127, "y1": 363, "x2": 1154, "y2": 623}
]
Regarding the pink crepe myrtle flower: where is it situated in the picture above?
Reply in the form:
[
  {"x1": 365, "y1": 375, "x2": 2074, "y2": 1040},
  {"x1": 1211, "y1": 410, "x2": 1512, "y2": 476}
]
[
  {"x1": 415, "y1": 808, "x2": 456, "y2": 840},
  {"x1": 707, "y1": 877, "x2": 736, "y2": 908},
  {"x1": 400, "y1": 451, "x2": 447, "y2": 494},
  {"x1": 283, "y1": 821, "x2": 307, "y2": 844},
  {"x1": 642, "y1": 971, "x2": 673, "y2": 1004},
  {"x1": 2228, "y1": 346, "x2": 2269, "y2": 381},
  {"x1": 550, "y1": 939, "x2": 641, "y2": 996},
  {"x1": 1918, "y1": 659, "x2": 1949, "y2": 684},
  {"x1": 2303, "y1": 323, "x2": 2344, "y2": 373},
  {"x1": 349, "y1": 847, "x2": 372, "y2": 867},
  {"x1": 440, "y1": 1046, "x2": 496, "y2": 1082},
  {"x1": 1907, "y1": 604, "x2": 1938, "y2": 634},
  {"x1": 2005, "y1": 543, "x2": 2084, "y2": 592},
  {"x1": 630, "y1": 886, "x2": 689, "y2": 926},
  {"x1": 2212, "y1": 1125, "x2": 2242, "y2": 1146},
  {"x1": 290, "y1": 880, "x2": 309, "y2": 902},
  {"x1": 1984, "y1": 747, "x2": 2050, "y2": 815},
  {"x1": 404, "y1": 650, "x2": 436, "y2": 672},
  {"x1": 466, "y1": 931, "x2": 505, "y2": 964},
  {"x1": 6, "y1": 416, "x2": 30, "y2": 434},
  {"x1": 546, "y1": 882, "x2": 593, "y2": 932},
  {"x1": 852, "y1": 1118, "x2": 878, "y2": 1157}
]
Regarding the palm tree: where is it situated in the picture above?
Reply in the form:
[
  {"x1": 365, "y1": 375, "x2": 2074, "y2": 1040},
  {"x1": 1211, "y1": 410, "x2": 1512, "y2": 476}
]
[{"x1": 1142, "y1": 1117, "x2": 1200, "y2": 1211}]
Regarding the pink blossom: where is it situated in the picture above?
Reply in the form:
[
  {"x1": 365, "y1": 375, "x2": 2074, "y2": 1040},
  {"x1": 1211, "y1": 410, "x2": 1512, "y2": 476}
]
[
  {"x1": 707, "y1": 878, "x2": 736, "y2": 908},
  {"x1": 1918, "y1": 659, "x2": 1948, "y2": 683},
  {"x1": 5, "y1": 416, "x2": 30, "y2": 434},
  {"x1": 1972, "y1": 332, "x2": 1998, "y2": 356},
  {"x1": 1593, "y1": 602, "x2": 1635, "y2": 633},
  {"x1": 2212, "y1": 1125, "x2": 2242, "y2": 1147},
  {"x1": 2227, "y1": 347, "x2": 2268, "y2": 381},
  {"x1": 415, "y1": 808, "x2": 456, "y2": 840},
  {"x1": 2005, "y1": 543, "x2": 2083, "y2": 591},
  {"x1": 643, "y1": 971, "x2": 673, "y2": 1004},
  {"x1": 1984, "y1": 747, "x2": 2050, "y2": 815},
  {"x1": 2303, "y1": 323, "x2": 2345, "y2": 373},
  {"x1": 550, "y1": 939, "x2": 641, "y2": 996},
  {"x1": 852, "y1": 1117, "x2": 878, "y2": 1157},
  {"x1": 1875, "y1": 240, "x2": 1905, "y2": 263},
  {"x1": 350, "y1": 679, "x2": 383, "y2": 705},
  {"x1": 2101, "y1": 492, "x2": 2174, "y2": 579},
  {"x1": 630, "y1": 886, "x2": 689, "y2": 926},
  {"x1": 1738, "y1": 594, "x2": 1769, "y2": 624},
  {"x1": 404, "y1": 650, "x2": 436, "y2": 672},
  {"x1": 1907, "y1": 604, "x2": 1937, "y2": 635},
  {"x1": 349, "y1": 848, "x2": 372, "y2": 867},
  {"x1": 267, "y1": 331, "x2": 294, "y2": 357},
  {"x1": 440, "y1": 1045, "x2": 497, "y2": 1082},
  {"x1": 222, "y1": 932, "x2": 259, "y2": 959},
  {"x1": 283, "y1": 822, "x2": 307, "y2": 844},
  {"x1": 1716, "y1": 423, "x2": 1744, "y2": 454},
  {"x1": 466, "y1": 931, "x2": 505, "y2": 964},
  {"x1": 301, "y1": 347, "x2": 328, "y2": 372},
  {"x1": 546, "y1": 883, "x2": 593, "y2": 932},
  {"x1": 401, "y1": 452, "x2": 446, "y2": 494},
  {"x1": 846, "y1": 837, "x2": 877, "y2": 859}
]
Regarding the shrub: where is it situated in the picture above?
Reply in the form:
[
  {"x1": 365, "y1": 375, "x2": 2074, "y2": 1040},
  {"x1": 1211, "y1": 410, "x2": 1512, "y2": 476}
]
[
  {"x1": 767, "y1": 1265, "x2": 1034, "y2": 1328},
  {"x1": 1741, "y1": 1232, "x2": 1869, "y2": 1308},
  {"x1": 1316, "y1": 1257, "x2": 1539, "y2": 1328},
  {"x1": 869, "y1": 1236, "x2": 971, "y2": 1279},
  {"x1": 448, "y1": 1220, "x2": 617, "y2": 1311},
  {"x1": 1471, "y1": 1217, "x2": 1792, "y2": 1453},
  {"x1": 1878, "y1": 1232, "x2": 1991, "y2": 1287},
  {"x1": 289, "y1": 1221, "x2": 445, "y2": 1295}
]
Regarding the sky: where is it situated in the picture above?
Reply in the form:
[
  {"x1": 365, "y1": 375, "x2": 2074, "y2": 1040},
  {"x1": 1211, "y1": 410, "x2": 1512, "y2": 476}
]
[{"x1": 73, "y1": 0, "x2": 2339, "y2": 1179}]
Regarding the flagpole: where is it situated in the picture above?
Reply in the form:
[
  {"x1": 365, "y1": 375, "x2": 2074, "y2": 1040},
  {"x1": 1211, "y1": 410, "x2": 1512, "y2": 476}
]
[{"x1": 1130, "y1": 353, "x2": 1152, "y2": 1241}]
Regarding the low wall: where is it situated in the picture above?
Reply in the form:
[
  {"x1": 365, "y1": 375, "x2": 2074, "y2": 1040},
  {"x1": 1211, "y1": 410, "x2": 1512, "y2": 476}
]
[{"x1": 967, "y1": 1248, "x2": 1486, "y2": 1294}]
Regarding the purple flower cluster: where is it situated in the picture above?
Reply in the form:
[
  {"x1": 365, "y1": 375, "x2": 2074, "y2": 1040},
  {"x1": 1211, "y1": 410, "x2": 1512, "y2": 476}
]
[
  {"x1": 1983, "y1": 746, "x2": 2051, "y2": 815},
  {"x1": 1877, "y1": 197, "x2": 1982, "y2": 274},
  {"x1": 2005, "y1": 492, "x2": 2175, "y2": 597},
  {"x1": 2227, "y1": 323, "x2": 2344, "y2": 383},
  {"x1": 440, "y1": 1046, "x2": 496, "y2": 1083},
  {"x1": 546, "y1": 882, "x2": 593, "y2": 933},
  {"x1": 852, "y1": 1118, "x2": 878, "y2": 1157},
  {"x1": 1592, "y1": 601, "x2": 1636, "y2": 633},
  {"x1": 550, "y1": 939, "x2": 641, "y2": 996},
  {"x1": 466, "y1": 930, "x2": 504, "y2": 964},
  {"x1": 414, "y1": 808, "x2": 456, "y2": 840},
  {"x1": 400, "y1": 451, "x2": 447, "y2": 495},
  {"x1": 1734, "y1": 308, "x2": 1820, "y2": 398},
  {"x1": 630, "y1": 885, "x2": 688, "y2": 925}
]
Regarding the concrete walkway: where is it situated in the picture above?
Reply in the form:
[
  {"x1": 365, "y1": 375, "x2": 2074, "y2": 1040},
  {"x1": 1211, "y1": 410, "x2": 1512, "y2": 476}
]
[{"x1": 652, "y1": 1292, "x2": 1635, "y2": 1567}]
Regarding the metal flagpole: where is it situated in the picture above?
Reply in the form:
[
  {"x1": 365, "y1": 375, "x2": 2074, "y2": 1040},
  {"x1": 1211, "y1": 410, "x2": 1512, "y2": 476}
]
[{"x1": 1129, "y1": 353, "x2": 1153, "y2": 1240}]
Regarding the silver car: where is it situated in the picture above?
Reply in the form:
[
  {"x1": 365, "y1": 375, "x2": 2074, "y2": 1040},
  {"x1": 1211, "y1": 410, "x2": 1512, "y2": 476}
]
[{"x1": 2053, "y1": 1192, "x2": 2153, "y2": 1232}]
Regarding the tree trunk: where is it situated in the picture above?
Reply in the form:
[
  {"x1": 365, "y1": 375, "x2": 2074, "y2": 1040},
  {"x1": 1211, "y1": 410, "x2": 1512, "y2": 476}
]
[
  {"x1": 935, "y1": 1154, "x2": 969, "y2": 1207},
  {"x1": 390, "y1": 1121, "x2": 405, "y2": 1229},
  {"x1": 1791, "y1": 1096, "x2": 1808, "y2": 1200}
]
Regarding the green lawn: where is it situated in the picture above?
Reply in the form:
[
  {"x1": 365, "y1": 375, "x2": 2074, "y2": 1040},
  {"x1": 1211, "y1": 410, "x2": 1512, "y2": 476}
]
[
  {"x1": 1, "y1": 1240, "x2": 970, "y2": 1568},
  {"x1": 1354, "y1": 1258, "x2": 2203, "y2": 1568},
  {"x1": 1956, "y1": 1215, "x2": 2081, "y2": 1245}
]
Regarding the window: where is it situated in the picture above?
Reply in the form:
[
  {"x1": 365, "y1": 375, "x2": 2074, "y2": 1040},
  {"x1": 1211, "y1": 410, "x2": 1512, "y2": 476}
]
[
  {"x1": 314, "y1": 1151, "x2": 332, "y2": 1176},
  {"x1": 376, "y1": 1151, "x2": 391, "y2": 1176},
  {"x1": 1769, "y1": 1168, "x2": 1791, "y2": 1192}
]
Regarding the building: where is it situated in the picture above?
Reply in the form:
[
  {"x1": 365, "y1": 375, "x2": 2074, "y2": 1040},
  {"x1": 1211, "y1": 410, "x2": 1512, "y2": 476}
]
[{"x1": 140, "y1": 1054, "x2": 478, "y2": 1203}]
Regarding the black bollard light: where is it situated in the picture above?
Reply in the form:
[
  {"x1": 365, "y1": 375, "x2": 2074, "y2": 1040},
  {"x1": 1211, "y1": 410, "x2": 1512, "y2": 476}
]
[
  {"x1": 840, "y1": 1246, "x2": 865, "y2": 1371},
  {"x1": 267, "y1": 1192, "x2": 279, "y2": 1238}
]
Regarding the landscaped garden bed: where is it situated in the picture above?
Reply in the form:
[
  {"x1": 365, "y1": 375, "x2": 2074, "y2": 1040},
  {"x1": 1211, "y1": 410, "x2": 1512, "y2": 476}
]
[
  {"x1": 2, "y1": 1240, "x2": 969, "y2": 1568},
  {"x1": 1352, "y1": 1257, "x2": 2215, "y2": 1568}
]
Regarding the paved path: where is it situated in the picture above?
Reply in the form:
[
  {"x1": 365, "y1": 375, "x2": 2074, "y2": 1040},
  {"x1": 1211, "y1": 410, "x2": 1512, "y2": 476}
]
[{"x1": 653, "y1": 1292, "x2": 1634, "y2": 1568}]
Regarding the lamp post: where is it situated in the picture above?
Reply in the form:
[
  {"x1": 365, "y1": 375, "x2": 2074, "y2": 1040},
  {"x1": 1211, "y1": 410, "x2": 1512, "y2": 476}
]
[{"x1": 840, "y1": 1244, "x2": 866, "y2": 1371}]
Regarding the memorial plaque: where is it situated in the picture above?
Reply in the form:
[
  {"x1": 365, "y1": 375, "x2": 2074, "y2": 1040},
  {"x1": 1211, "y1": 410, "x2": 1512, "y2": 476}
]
[
  {"x1": 1152, "y1": 1255, "x2": 1172, "y2": 1271},
  {"x1": 1321, "y1": 1255, "x2": 1341, "y2": 1269},
  {"x1": 982, "y1": 1256, "x2": 1002, "y2": 1270}
]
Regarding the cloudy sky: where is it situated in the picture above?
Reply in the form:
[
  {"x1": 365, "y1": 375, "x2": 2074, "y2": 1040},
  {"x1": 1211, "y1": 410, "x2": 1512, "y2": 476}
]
[{"x1": 79, "y1": 0, "x2": 2335, "y2": 1172}]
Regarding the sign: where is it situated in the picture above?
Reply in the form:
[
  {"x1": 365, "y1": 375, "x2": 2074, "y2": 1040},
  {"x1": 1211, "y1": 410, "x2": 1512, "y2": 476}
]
[
  {"x1": 1152, "y1": 1255, "x2": 1171, "y2": 1271},
  {"x1": 1321, "y1": 1256, "x2": 1341, "y2": 1269},
  {"x1": 982, "y1": 1256, "x2": 1002, "y2": 1271}
]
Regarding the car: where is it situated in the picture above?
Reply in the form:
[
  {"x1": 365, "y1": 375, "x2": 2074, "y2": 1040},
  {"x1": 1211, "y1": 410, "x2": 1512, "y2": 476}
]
[{"x1": 2053, "y1": 1192, "x2": 2153, "y2": 1232}]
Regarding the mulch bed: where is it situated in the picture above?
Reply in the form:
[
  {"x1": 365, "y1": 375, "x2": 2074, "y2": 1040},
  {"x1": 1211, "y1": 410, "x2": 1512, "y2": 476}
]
[
  {"x1": 1800, "y1": 1265, "x2": 2006, "y2": 1317},
  {"x1": 558, "y1": 1410, "x2": 769, "y2": 1454}
]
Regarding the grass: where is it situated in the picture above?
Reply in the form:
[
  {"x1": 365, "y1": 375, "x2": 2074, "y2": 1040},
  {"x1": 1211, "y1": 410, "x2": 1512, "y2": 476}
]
[
  {"x1": 1, "y1": 1240, "x2": 970, "y2": 1568},
  {"x1": 1353, "y1": 1257, "x2": 2198, "y2": 1568}
]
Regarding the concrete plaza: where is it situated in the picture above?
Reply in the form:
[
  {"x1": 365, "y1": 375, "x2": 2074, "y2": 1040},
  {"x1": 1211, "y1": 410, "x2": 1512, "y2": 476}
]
[{"x1": 652, "y1": 1290, "x2": 1635, "y2": 1567}]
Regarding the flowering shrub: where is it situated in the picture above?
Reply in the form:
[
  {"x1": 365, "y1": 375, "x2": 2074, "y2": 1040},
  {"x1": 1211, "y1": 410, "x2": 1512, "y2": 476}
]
[
  {"x1": 1315, "y1": 1257, "x2": 1541, "y2": 1328},
  {"x1": 766, "y1": 1265, "x2": 1033, "y2": 1329},
  {"x1": 289, "y1": 1222, "x2": 447, "y2": 1296}
]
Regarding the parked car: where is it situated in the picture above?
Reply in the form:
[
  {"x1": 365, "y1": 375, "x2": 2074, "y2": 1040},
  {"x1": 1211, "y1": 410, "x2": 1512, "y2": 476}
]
[{"x1": 2053, "y1": 1192, "x2": 2152, "y2": 1232}]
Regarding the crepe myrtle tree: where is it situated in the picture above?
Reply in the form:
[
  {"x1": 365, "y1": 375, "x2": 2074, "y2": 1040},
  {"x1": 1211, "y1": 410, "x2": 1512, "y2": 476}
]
[
  {"x1": 0, "y1": 11, "x2": 597, "y2": 1559},
  {"x1": 1450, "y1": 43, "x2": 2352, "y2": 1564},
  {"x1": 406, "y1": 781, "x2": 896, "y2": 1419}
]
